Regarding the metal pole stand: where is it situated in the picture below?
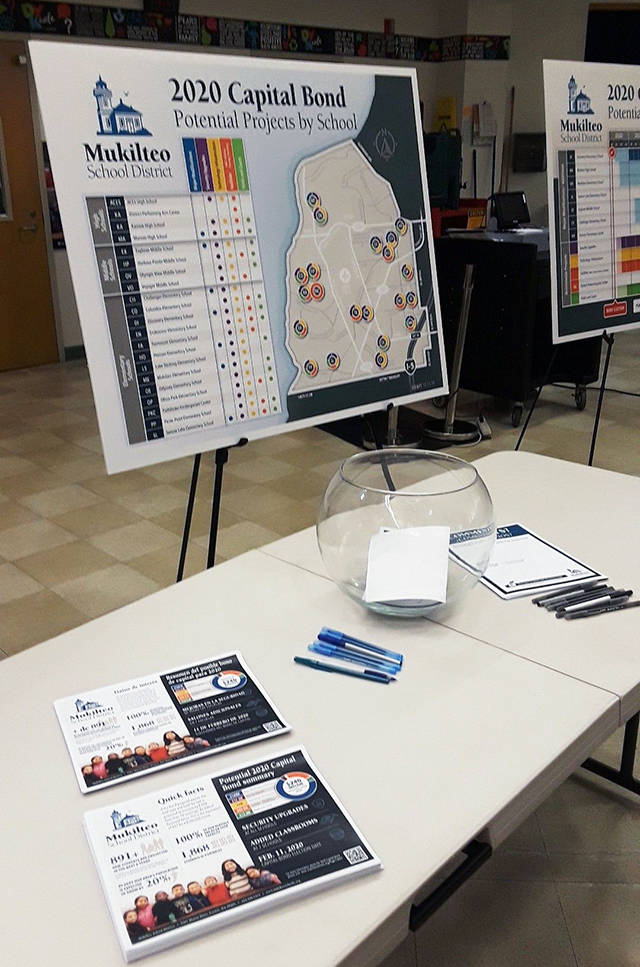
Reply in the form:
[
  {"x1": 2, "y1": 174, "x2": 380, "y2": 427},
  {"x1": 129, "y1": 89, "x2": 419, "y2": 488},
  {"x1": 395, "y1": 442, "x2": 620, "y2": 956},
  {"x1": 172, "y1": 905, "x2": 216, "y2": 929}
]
[
  {"x1": 588, "y1": 332, "x2": 615, "y2": 467},
  {"x1": 582, "y1": 712, "x2": 639, "y2": 796},
  {"x1": 514, "y1": 345, "x2": 559, "y2": 451},
  {"x1": 176, "y1": 439, "x2": 248, "y2": 582},
  {"x1": 423, "y1": 264, "x2": 482, "y2": 446}
]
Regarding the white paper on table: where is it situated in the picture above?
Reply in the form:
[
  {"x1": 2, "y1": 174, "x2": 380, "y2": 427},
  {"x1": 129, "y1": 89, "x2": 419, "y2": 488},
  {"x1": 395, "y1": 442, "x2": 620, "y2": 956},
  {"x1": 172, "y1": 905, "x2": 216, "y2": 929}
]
[
  {"x1": 479, "y1": 524, "x2": 603, "y2": 599},
  {"x1": 363, "y1": 526, "x2": 450, "y2": 604}
]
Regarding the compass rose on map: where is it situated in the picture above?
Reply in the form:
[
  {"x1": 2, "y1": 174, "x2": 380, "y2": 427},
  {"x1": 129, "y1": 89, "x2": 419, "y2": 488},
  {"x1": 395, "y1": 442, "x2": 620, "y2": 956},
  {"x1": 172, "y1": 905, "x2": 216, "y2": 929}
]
[{"x1": 375, "y1": 128, "x2": 397, "y2": 161}]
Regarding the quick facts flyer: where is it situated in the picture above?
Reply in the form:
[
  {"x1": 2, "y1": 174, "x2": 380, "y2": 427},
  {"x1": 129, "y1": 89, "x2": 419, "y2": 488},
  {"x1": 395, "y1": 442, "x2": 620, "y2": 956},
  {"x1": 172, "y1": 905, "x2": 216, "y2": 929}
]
[
  {"x1": 55, "y1": 653, "x2": 290, "y2": 793},
  {"x1": 84, "y1": 747, "x2": 380, "y2": 961}
]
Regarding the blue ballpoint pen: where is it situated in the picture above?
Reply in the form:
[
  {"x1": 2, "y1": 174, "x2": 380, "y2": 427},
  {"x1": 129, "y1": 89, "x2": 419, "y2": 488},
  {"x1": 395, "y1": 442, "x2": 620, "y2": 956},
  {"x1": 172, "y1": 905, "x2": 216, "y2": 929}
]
[
  {"x1": 309, "y1": 641, "x2": 400, "y2": 675},
  {"x1": 293, "y1": 656, "x2": 395, "y2": 684},
  {"x1": 318, "y1": 627, "x2": 403, "y2": 666}
]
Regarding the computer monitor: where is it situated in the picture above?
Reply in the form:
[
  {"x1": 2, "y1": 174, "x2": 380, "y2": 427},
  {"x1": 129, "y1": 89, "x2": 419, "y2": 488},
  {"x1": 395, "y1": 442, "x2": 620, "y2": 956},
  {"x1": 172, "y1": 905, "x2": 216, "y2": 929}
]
[{"x1": 493, "y1": 191, "x2": 530, "y2": 230}]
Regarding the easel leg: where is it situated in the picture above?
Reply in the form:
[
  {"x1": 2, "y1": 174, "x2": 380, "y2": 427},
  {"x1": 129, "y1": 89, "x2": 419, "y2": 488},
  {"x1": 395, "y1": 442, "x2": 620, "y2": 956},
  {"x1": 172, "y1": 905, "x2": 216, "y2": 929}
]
[
  {"x1": 582, "y1": 712, "x2": 639, "y2": 796},
  {"x1": 515, "y1": 345, "x2": 559, "y2": 451},
  {"x1": 176, "y1": 453, "x2": 201, "y2": 583},
  {"x1": 588, "y1": 332, "x2": 615, "y2": 467},
  {"x1": 207, "y1": 447, "x2": 229, "y2": 568}
]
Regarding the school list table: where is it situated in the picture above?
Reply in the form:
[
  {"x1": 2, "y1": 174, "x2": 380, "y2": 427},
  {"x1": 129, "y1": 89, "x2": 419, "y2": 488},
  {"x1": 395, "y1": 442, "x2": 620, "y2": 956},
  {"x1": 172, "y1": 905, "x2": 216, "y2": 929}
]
[{"x1": 86, "y1": 137, "x2": 280, "y2": 446}]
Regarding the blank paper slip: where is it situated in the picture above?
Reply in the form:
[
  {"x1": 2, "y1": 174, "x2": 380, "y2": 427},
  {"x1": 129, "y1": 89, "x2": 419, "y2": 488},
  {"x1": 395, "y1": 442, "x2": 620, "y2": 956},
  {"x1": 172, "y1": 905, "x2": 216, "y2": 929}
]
[{"x1": 364, "y1": 526, "x2": 450, "y2": 604}]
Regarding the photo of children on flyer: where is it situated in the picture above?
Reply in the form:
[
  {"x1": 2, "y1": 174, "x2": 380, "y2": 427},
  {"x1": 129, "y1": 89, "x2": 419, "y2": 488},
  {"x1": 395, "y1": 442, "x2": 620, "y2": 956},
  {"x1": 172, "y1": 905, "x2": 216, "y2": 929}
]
[
  {"x1": 81, "y1": 731, "x2": 211, "y2": 787},
  {"x1": 122, "y1": 861, "x2": 282, "y2": 943}
]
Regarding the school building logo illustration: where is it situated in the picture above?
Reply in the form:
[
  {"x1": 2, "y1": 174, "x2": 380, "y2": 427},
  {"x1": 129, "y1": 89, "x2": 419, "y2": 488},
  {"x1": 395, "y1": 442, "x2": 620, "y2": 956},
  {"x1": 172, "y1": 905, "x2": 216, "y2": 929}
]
[
  {"x1": 111, "y1": 809, "x2": 145, "y2": 829},
  {"x1": 93, "y1": 76, "x2": 152, "y2": 136},
  {"x1": 74, "y1": 697, "x2": 103, "y2": 712},
  {"x1": 568, "y1": 76, "x2": 594, "y2": 115}
]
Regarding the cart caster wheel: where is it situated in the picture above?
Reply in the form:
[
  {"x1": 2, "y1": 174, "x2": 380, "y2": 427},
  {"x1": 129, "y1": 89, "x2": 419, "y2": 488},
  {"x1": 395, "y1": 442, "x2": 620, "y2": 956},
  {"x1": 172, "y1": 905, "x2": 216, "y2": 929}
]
[
  {"x1": 432, "y1": 396, "x2": 447, "y2": 409},
  {"x1": 511, "y1": 404, "x2": 523, "y2": 428},
  {"x1": 575, "y1": 385, "x2": 587, "y2": 411}
]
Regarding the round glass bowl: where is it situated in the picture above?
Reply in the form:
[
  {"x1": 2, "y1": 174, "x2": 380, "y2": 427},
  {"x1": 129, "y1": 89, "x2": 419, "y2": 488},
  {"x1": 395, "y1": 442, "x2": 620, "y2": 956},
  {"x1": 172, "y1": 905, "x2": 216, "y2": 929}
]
[{"x1": 316, "y1": 449, "x2": 495, "y2": 617}]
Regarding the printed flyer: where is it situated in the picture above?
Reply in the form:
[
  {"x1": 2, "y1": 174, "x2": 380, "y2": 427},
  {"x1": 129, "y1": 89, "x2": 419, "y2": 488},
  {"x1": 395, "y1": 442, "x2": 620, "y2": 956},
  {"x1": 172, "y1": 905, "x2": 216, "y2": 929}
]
[
  {"x1": 83, "y1": 746, "x2": 381, "y2": 961},
  {"x1": 55, "y1": 653, "x2": 290, "y2": 793},
  {"x1": 29, "y1": 41, "x2": 447, "y2": 472},
  {"x1": 477, "y1": 524, "x2": 603, "y2": 599},
  {"x1": 545, "y1": 59, "x2": 640, "y2": 342}
]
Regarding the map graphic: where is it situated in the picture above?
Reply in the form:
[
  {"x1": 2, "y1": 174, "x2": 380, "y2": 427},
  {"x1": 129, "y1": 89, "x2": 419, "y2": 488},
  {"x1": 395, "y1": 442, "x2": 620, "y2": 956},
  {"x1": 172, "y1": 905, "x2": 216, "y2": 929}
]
[{"x1": 285, "y1": 140, "x2": 428, "y2": 395}]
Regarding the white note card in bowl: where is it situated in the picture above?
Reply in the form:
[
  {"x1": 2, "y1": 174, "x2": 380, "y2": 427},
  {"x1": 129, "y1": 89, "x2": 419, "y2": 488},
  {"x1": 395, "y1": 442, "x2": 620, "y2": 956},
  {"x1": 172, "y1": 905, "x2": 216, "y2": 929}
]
[{"x1": 363, "y1": 526, "x2": 450, "y2": 605}]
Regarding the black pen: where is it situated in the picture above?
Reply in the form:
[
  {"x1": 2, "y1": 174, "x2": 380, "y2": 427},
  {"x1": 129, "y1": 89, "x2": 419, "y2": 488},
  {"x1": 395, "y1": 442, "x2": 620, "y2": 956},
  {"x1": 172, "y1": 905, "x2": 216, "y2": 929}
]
[
  {"x1": 564, "y1": 600, "x2": 640, "y2": 620},
  {"x1": 556, "y1": 590, "x2": 632, "y2": 617},
  {"x1": 532, "y1": 577, "x2": 607, "y2": 605},
  {"x1": 544, "y1": 586, "x2": 614, "y2": 610}
]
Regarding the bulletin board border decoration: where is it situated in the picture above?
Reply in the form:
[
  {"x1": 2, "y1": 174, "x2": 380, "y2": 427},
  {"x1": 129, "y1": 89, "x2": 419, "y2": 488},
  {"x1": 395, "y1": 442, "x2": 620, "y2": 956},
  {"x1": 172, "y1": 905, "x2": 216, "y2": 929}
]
[{"x1": 0, "y1": 4, "x2": 510, "y2": 62}]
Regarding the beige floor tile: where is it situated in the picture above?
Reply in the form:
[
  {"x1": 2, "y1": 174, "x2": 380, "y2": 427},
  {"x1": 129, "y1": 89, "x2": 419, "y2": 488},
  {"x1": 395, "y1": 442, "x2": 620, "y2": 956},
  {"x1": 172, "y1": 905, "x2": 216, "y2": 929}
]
[
  {"x1": 0, "y1": 430, "x2": 67, "y2": 454},
  {"x1": 83, "y1": 469, "x2": 159, "y2": 499},
  {"x1": 152, "y1": 501, "x2": 241, "y2": 538},
  {"x1": 142, "y1": 458, "x2": 194, "y2": 483},
  {"x1": 536, "y1": 775, "x2": 640, "y2": 854},
  {"x1": 20, "y1": 408, "x2": 92, "y2": 430},
  {"x1": 50, "y1": 500, "x2": 143, "y2": 538},
  {"x1": 556, "y1": 883, "x2": 640, "y2": 967},
  {"x1": 111, "y1": 483, "x2": 188, "y2": 519},
  {"x1": 281, "y1": 440, "x2": 359, "y2": 471},
  {"x1": 273, "y1": 470, "x2": 334, "y2": 500},
  {"x1": 18, "y1": 540, "x2": 116, "y2": 587},
  {"x1": 414, "y1": 879, "x2": 576, "y2": 967},
  {"x1": 129, "y1": 542, "x2": 208, "y2": 585},
  {"x1": 220, "y1": 484, "x2": 301, "y2": 521},
  {"x1": 89, "y1": 519, "x2": 179, "y2": 561},
  {"x1": 49, "y1": 454, "x2": 109, "y2": 483},
  {"x1": 0, "y1": 468, "x2": 67, "y2": 498},
  {"x1": 28, "y1": 442, "x2": 102, "y2": 470},
  {"x1": 19, "y1": 483, "x2": 102, "y2": 518},
  {"x1": 0, "y1": 454, "x2": 39, "y2": 479},
  {"x1": 0, "y1": 590, "x2": 86, "y2": 654},
  {"x1": 195, "y1": 520, "x2": 281, "y2": 558},
  {"x1": 0, "y1": 563, "x2": 44, "y2": 604},
  {"x1": 52, "y1": 563, "x2": 160, "y2": 619},
  {"x1": 0, "y1": 502, "x2": 38, "y2": 531},
  {"x1": 225, "y1": 454, "x2": 299, "y2": 483},
  {"x1": 549, "y1": 852, "x2": 640, "y2": 885},
  {"x1": 0, "y1": 519, "x2": 75, "y2": 561}
]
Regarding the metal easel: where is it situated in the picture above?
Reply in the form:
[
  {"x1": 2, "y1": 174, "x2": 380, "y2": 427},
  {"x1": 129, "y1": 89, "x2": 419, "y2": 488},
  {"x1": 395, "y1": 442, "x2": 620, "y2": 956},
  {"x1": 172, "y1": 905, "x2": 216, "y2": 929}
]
[
  {"x1": 176, "y1": 439, "x2": 247, "y2": 582},
  {"x1": 515, "y1": 330, "x2": 616, "y2": 467}
]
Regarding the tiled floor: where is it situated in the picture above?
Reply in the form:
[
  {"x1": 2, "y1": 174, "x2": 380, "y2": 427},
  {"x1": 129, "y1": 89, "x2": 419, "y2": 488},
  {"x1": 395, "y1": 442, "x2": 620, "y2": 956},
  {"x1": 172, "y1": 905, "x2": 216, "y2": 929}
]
[{"x1": 1, "y1": 331, "x2": 639, "y2": 965}]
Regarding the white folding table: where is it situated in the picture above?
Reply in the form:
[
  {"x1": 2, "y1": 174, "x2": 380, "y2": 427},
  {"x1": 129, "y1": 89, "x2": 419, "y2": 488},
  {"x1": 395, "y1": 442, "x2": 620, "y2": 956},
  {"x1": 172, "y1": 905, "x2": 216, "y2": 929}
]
[
  {"x1": 260, "y1": 451, "x2": 640, "y2": 797},
  {"x1": 0, "y1": 542, "x2": 622, "y2": 967}
]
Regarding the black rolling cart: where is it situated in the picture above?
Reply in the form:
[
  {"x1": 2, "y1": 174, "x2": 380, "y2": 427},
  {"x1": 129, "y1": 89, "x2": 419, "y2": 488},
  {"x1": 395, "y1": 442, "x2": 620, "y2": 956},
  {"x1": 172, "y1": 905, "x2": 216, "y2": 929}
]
[{"x1": 434, "y1": 236, "x2": 601, "y2": 426}]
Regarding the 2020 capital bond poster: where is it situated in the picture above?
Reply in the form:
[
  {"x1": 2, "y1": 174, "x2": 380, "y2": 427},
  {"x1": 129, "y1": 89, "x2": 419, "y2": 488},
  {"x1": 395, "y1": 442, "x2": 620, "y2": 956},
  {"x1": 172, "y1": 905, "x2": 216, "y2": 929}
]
[
  {"x1": 30, "y1": 42, "x2": 447, "y2": 472},
  {"x1": 545, "y1": 59, "x2": 640, "y2": 343}
]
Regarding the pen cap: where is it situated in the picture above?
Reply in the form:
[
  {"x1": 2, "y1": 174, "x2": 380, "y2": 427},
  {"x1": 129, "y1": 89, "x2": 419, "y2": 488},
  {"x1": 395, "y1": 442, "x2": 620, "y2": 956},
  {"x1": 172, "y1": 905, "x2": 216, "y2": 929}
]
[{"x1": 319, "y1": 628, "x2": 343, "y2": 646}]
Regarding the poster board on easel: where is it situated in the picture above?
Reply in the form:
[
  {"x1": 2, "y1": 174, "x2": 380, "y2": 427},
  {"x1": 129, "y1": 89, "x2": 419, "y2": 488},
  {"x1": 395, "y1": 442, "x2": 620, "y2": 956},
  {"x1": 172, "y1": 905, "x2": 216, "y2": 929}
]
[
  {"x1": 544, "y1": 59, "x2": 640, "y2": 344},
  {"x1": 29, "y1": 41, "x2": 448, "y2": 473}
]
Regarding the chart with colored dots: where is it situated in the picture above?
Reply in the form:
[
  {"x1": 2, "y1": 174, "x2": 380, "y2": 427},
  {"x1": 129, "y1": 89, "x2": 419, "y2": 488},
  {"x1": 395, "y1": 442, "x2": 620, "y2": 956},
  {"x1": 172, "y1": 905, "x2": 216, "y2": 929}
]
[{"x1": 86, "y1": 138, "x2": 280, "y2": 444}]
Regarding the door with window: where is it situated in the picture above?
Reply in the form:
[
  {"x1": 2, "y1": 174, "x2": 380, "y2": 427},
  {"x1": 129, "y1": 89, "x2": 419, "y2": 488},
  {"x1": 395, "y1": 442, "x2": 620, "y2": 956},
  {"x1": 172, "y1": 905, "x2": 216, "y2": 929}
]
[{"x1": 0, "y1": 39, "x2": 58, "y2": 371}]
